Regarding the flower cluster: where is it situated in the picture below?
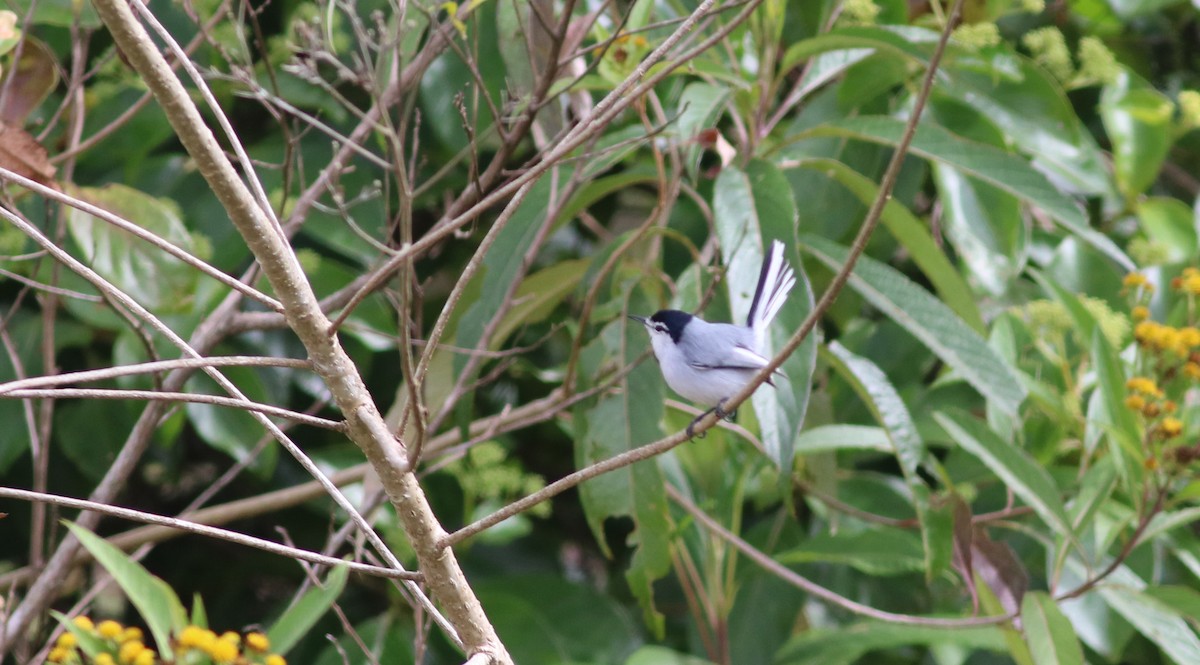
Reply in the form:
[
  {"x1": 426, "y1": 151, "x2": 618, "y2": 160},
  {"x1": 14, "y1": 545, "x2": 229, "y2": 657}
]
[
  {"x1": 1172, "y1": 267, "x2": 1200, "y2": 295},
  {"x1": 953, "y1": 22, "x2": 1001, "y2": 49},
  {"x1": 1124, "y1": 376, "x2": 1182, "y2": 439},
  {"x1": 1022, "y1": 28, "x2": 1119, "y2": 88},
  {"x1": 48, "y1": 617, "x2": 285, "y2": 665},
  {"x1": 48, "y1": 617, "x2": 152, "y2": 665},
  {"x1": 176, "y1": 626, "x2": 284, "y2": 665},
  {"x1": 1122, "y1": 269, "x2": 1200, "y2": 468}
]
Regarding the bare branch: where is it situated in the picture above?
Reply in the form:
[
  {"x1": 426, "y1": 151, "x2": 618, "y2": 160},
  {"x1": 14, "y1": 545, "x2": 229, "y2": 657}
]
[
  {"x1": 664, "y1": 485, "x2": 1013, "y2": 627},
  {"x1": 0, "y1": 356, "x2": 311, "y2": 393},
  {"x1": 0, "y1": 487, "x2": 419, "y2": 580},
  {"x1": 0, "y1": 388, "x2": 344, "y2": 431},
  {"x1": 0, "y1": 167, "x2": 284, "y2": 312}
]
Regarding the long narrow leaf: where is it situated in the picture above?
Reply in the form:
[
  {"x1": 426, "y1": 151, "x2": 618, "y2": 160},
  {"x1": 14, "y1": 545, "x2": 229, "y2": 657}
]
[
  {"x1": 714, "y1": 160, "x2": 816, "y2": 470},
  {"x1": 802, "y1": 235, "x2": 1026, "y2": 414},
  {"x1": 67, "y1": 522, "x2": 186, "y2": 659},
  {"x1": 267, "y1": 563, "x2": 349, "y2": 654},
  {"x1": 935, "y1": 411, "x2": 1072, "y2": 537},
  {"x1": 796, "y1": 117, "x2": 1133, "y2": 270},
  {"x1": 1022, "y1": 592, "x2": 1084, "y2": 665},
  {"x1": 784, "y1": 157, "x2": 983, "y2": 331}
]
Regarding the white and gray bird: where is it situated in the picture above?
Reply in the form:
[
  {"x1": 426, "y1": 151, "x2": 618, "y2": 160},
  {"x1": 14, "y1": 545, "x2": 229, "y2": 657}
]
[{"x1": 630, "y1": 240, "x2": 796, "y2": 436}]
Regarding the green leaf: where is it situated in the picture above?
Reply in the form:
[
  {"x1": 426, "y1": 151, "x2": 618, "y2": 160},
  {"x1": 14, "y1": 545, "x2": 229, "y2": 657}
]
[
  {"x1": 776, "y1": 528, "x2": 925, "y2": 575},
  {"x1": 779, "y1": 25, "x2": 938, "y2": 74},
  {"x1": 624, "y1": 646, "x2": 718, "y2": 665},
  {"x1": 934, "y1": 410, "x2": 1073, "y2": 538},
  {"x1": 491, "y1": 259, "x2": 588, "y2": 347},
  {"x1": 30, "y1": 0, "x2": 102, "y2": 28},
  {"x1": 793, "y1": 117, "x2": 1133, "y2": 270},
  {"x1": 783, "y1": 157, "x2": 983, "y2": 332},
  {"x1": 802, "y1": 235, "x2": 1026, "y2": 414},
  {"x1": 1101, "y1": 71, "x2": 1173, "y2": 199},
  {"x1": 65, "y1": 184, "x2": 205, "y2": 313},
  {"x1": 267, "y1": 564, "x2": 349, "y2": 655},
  {"x1": 1085, "y1": 563, "x2": 1200, "y2": 665},
  {"x1": 1086, "y1": 325, "x2": 1143, "y2": 484},
  {"x1": 1137, "y1": 197, "x2": 1198, "y2": 264},
  {"x1": 184, "y1": 365, "x2": 280, "y2": 478},
  {"x1": 932, "y1": 161, "x2": 1026, "y2": 297},
  {"x1": 1145, "y1": 586, "x2": 1200, "y2": 623},
  {"x1": 51, "y1": 611, "x2": 111, "y2": 659},
  {"x1": 454, "y1": 173, "x2": 556, "y2": 373},
  {"x1": 824, "y1": 342, "x2": 924, "y2": 477},
  {"x1": 713, "y1": 160, "x2": 816, "y2": 470},
  {"x1": 941, "y1": 52, "x2": 1112, "y2": 197},
  {"x1": 1022, "y1": 592, "x2": 1084, "y2": 665},
  {"x1": 776, "y1": 621, "x2": 1006, "y2": 665},
  {"x1": 476, "y1": 574, "x2": 641, "y2": 664},
  {"x1": 577, "y1": 316, "x2": 670, "y2": 634},
  {"x1": 794, "y1": 424, "x2": 893, "y2": 454},
  {"x1": 66, "y1": 522, "x2": 186, "y2": 659},
  {"x1": 824, "y1": 341, "x2": 936, "y2": 576}
]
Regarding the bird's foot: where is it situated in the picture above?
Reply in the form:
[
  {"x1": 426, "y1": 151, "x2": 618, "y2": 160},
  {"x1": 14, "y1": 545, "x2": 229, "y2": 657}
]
[
  {"x1": 687, "y1": 401, "x2": 737, "y2": 439},
  {"x1": 714, "y1": 399, "x2": 736, "y2": 422}
]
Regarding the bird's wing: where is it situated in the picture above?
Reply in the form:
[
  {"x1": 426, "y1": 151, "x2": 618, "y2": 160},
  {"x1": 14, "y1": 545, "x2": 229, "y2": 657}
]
[{"x1": 688, "y1": 341, "x2": 769, "y2": 371}]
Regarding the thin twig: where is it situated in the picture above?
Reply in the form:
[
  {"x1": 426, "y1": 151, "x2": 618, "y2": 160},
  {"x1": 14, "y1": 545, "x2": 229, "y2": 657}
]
[
  {"x1": 1, "y1": 388, "x2": 343, "y2": 430},
  {"x1": 665, "y1": 484, "x2": 1012, "y2": 627},
  {"x1": 0, "y1": 167, "x2": 284, "y2": 311},
  {"x1": 0, "y1": 356, "x2": 311, "y2": 394},
  {"x1": 0, "y1": 487, "x2": 419, "y2": 580}
]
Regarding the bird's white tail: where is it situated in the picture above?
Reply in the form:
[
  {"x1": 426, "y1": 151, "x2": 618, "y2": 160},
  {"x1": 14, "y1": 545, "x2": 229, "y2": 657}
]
[{"x1": 746, "y1": 240, "x2": 796, "y2": 349}]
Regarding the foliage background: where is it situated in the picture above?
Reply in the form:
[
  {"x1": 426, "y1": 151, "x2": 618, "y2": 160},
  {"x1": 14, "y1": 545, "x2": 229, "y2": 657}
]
[{"x1": 3, "y1": 0, "x2": 1200, "y2": 663}]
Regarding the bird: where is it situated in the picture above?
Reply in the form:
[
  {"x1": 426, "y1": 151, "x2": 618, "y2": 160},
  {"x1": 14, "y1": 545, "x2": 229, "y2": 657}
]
[{"x1": 630, "y1": 240, "x2": 796, "y2": 437}]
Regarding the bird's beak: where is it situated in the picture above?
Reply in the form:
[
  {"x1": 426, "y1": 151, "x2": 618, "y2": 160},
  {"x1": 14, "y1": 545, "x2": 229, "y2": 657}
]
[{"x1": 627, "y1": 314, "x2": 648, "y2": 326}]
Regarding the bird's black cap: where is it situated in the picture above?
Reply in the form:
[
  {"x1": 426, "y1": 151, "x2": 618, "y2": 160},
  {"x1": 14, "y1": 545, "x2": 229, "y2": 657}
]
[{"x1": 649, "y1": 310, "x2": 692, "y2": 344}]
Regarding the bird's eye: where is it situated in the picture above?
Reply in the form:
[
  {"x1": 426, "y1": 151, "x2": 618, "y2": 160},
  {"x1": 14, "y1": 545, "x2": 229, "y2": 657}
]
[{"x1": 654, "y1": 324, "x2": 667, "y2": 333}]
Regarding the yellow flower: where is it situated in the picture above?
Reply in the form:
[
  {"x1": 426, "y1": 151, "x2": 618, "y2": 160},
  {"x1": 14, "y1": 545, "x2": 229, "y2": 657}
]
[
  {"x1": 1125, "y1": 395, "x2": 1146, "y2": 411},
  {"x1": 245, "y1": 632, "x2": 270, "y2": 652},
  {"x1": 219, "y1": 631, "x2": 240, "y2": 645},
  {"x1": 47, "y1": 647, "x2": 71, "y2": 663},
  {"x1": 133, "y1": 649, "x2": 156, "y2": 665},
  {"x1": 1144, "y1": 402, "x2": 1162, "y2": 418},
  {"x1": 119, "y1": 641, "x2": 147, "y2": 664},
  {"x1": 98, "y1": 620, "x2": 124, "y2": 639},
  {"x1": 1135, "y1": 321, "x2": 1162, "y2": 346},
  {"x1": 56, "y1": 632, "x2": 77, "y2": 648},
  {"x1": 96, "y1": 654, "x2": 116, "y2": 665},
  {"x1": 1132, "y1": 305, "x2": 1150, "y2": 321},
  {"x1": 266, "y1": 655, "x2": 287, "y2": 665},
  {"x1": 1127, "y1": 377, "x2": 1162, "y2": 396},
  {"x1": 72, "y1": 616, "x2": 95, "y2": 632},
  {"x1": 1186, "y1": 362, "x2": 1200, "y2": 379},
  {"x1": 205, "y1": 636, "x2": 239, "y2": 664},
  {"x1": 1165, "y1": 400, "x2": 1178, "y2": 413},
  {"x1": 1162, "y1": 417, "x2": 1184, "y2": 437},
  {"x1": 178, "y1": 626, "x2": 214, "y2": 650},
  {"x1": 1124, "y1": 272, "x2": 1148, "y2": 288},
  {"x1": 120, "y1": 627, "x2": 143, "y2": 644}
]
